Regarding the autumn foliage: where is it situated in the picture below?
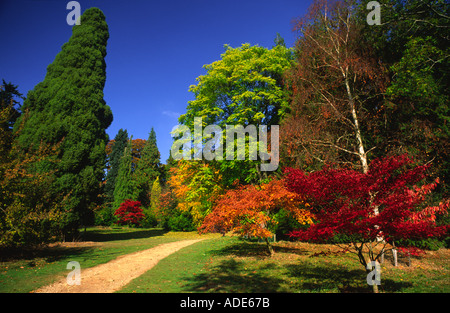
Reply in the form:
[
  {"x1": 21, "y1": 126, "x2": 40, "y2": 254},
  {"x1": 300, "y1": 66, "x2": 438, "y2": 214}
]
[
  {"x1": 199, "y1": 179, "x2": 314, "y2": 239},
  {"x1": 281, "y1": 0, "x2": 387, "y2": 173},
  {"x1": 285, "y1": 154, "x2": 449, "y2": 252},
  {"x1": 114, "y1": 199, "x2": 145, "y2": 227},
  {"x1": 168, "y1": 161, "x2": 222, "y2": 227}
]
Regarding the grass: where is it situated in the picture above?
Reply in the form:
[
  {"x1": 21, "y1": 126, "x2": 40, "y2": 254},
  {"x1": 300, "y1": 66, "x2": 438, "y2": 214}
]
[
  {"x1": 1, "y1": 227, "x2": 448, "y2": 293},
  {"x1": 120, "y1": 236, "x2": 450, "y2": 293},
  {"x1": 0, "y1": 226, "x2": 215, "y2": 293}
]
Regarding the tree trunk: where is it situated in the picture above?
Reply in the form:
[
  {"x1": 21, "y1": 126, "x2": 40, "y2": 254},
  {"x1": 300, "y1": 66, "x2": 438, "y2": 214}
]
[
  {"x1": 392, "y1": 248, "x2": 398, "y2": 267},
  {"x1": 344, "y1": 76, "x2": 369, "y2": 174},
  {"x1": 372, "y1": 281, "x2": 379, "y2": 293},
  {"x1": 265, "y1": 237, "x2": 274, "y2": 257}
]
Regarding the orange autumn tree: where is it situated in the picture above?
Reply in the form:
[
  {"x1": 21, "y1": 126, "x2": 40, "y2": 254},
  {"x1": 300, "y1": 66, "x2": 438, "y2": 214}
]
[{"x1": 199, "y1": 179, "x2": 314, "y2": 255}]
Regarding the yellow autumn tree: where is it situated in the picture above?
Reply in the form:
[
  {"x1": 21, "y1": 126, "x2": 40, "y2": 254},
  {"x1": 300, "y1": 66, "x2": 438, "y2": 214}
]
[{"x1": 167, "y1": 160, "x2": 223, "y2": 227}]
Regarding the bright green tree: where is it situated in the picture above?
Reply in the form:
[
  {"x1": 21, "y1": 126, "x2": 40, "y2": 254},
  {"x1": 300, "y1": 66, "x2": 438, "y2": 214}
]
[
  {"x1": 150, "y1": 176, "x2": 162, "y2": 211},
  {"x1": 178, "y1": 43, "x2": 293, "y2": 186},
  {"x1": 14, "y1": 8, "x2": 113, "y2": 236},
  {"x1": 181, "y1": 43, "x2": 293, "y2": 129}
]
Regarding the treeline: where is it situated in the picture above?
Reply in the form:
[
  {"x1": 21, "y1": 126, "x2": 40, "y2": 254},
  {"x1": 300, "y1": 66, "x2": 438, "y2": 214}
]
[
  {"x1": 168, "y1": 0, "x2": 449, "y2": 243},
  {"x1": 1, "y1": 1, "x2": 448, "y2": 248},
  {"x1": 96, "y1": 128, "x2": 188, "y2": 231}
]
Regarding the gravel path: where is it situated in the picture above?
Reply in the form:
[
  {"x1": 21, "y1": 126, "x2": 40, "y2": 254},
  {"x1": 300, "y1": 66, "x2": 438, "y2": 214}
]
[{"x1": 34, "y1": 239, "x2": 203, "y2": 293}]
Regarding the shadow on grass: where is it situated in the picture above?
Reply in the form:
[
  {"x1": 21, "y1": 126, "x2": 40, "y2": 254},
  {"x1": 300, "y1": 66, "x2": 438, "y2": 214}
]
[
  {"x1": 287, "y1": 262, "x2": 413, "y2": 293},
  {"x1": 211, "y1": 239, "x2": 309, "y2": 259},
  {"x1": 0, "y1": 227, "x2": 168, "y2": 262},
  {"x1": 183, "y1": 238, "x2": 413, "y2": 293},
  {"x1": 0, "y1": 245, "x2": 97, "y2": 263},
  {"x1": 182, "y1": 258, "x2": 287, "y2": 293},
  {"x1": 286, "y1": 263, "x2": 368, "y2": 292},
  {"x1": 182, "y1": 257, "x2": 413, "y2": 293},
  {"x1": 81, "y1": 227, "x2": 168, "y2": 242}
]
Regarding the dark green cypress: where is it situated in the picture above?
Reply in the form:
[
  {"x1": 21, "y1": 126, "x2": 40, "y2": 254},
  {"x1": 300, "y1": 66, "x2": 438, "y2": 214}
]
[
  {"x1": 0, "y1": 80, "x2": 23, "y2": 132},
  {"x1": 134, "y1": 128, "x2": 162, "y2": 207},
  {"x1": 15, "y1": 8, "x2": 113, "y2": 236},
  {"x1": 105, "y1": 129, "x2": 129, "y2": 204},
  {"x1": 113, "y1": 138, "x2": 137, "y2": 210}
]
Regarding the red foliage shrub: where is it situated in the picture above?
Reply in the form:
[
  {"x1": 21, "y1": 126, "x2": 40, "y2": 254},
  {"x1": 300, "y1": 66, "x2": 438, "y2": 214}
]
[
  {"x1": 114, "y1": 199, "x2": 145, "y2": 227},
  {"x1": 397, "y1": 246, "x2": 425, "y2": 257},
  {"x1": 285, "y1": 155, "x2": 449, "y2": 246}
]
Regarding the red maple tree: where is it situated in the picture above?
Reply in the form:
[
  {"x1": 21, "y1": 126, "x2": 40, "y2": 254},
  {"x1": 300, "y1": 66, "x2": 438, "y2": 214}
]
[
  {"x1": 285, "y1": 154, "x2": 448, "y2": 292},
  {"x1": 114, "y1": 199, "x2": 145, "y2": 227}
]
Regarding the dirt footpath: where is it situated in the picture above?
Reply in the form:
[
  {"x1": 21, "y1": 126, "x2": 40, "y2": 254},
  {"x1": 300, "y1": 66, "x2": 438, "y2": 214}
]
[{"x1": 34, "y1": 239, "x2": 203, "y2": 293}]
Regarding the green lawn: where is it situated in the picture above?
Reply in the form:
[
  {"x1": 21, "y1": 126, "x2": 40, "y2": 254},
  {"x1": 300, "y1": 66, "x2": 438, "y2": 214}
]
[
  {"x1": 120, "y1": 236, "x2": 450, "y2": 293},
  {"x1": 0, "y1": 227, "x2": 214, "y2": 293},
  {"x1": 1, "y1": 227, "x2": 448, "y2": 293}
]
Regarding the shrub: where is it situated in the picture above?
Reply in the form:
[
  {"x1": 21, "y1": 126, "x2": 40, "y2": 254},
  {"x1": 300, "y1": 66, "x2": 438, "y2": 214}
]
[
  {"x1": 114, "y1": 200, "x2": 145, "y2": 227},
  {"x1": 396, "y1": 237, "x2": 446, "y2": 251},
  {"x1": 0, "y1": 202, "x2": 63, "y2": 248},
  {"x1": 271, "y1": 209, "x2": 306, "y2": 241},
  {"x1": 141, "y1": 207, "x2": 158, "y2": 228},
  {"x1": 167, "y1": 212, "x2": 195, "y2": 231},
  {"x1": 95, "y1": 206, "x2": 117, "y2": 226}
]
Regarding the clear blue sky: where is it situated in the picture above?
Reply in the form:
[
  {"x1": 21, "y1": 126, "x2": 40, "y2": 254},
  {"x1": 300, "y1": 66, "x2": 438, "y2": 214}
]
[{"x1": 0, "y1": 0, "x2": 311, "y2": 162}]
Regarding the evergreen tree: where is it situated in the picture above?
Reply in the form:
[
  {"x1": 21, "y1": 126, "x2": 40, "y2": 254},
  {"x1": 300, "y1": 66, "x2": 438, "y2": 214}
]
[
  {"x1": 113, "y1": 139, "x2": 137, "y2": 210},
  {"x1": 14, "y1": 8, "x2": 113, "y2": 235},
  {"x1": 0, "y1": 80, "x2": 23, "y2": 132},
  {"x1": 0, "y1": 81, "x2": 23, "y2": 157},
  {"x1": 105, "y1": 129, "x2": 128, "y2": 204},
  {"x1": 134, "y1": 128, "x2": 161, "y2": 207},
  {"x1": 274, "y1": 32, "x2": 286, "y2": 47},
  {"x1": 164, "y1": 152, "x2": 178, "y2": 182}
]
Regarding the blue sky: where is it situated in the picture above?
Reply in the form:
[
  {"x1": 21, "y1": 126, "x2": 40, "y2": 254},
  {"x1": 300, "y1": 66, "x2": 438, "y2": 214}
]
[{"x1": 0, "y1": 0, "x2": 311, "y2": 162}]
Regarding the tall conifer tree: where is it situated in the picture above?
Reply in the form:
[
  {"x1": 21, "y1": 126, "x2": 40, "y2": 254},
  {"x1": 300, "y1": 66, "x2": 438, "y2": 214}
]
[
  {"x1": 105, "y1": 129, "x2": 129, "y2": 204},
  {"x1": 134, "y1": 128, "x2": 161, "y2": 207},
  {"x1": 113, "y1": 139, "x2": 137, "y2": 210},
  {"x1": 14, "y1": 8, "x2": 113, "y2": 235}
]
